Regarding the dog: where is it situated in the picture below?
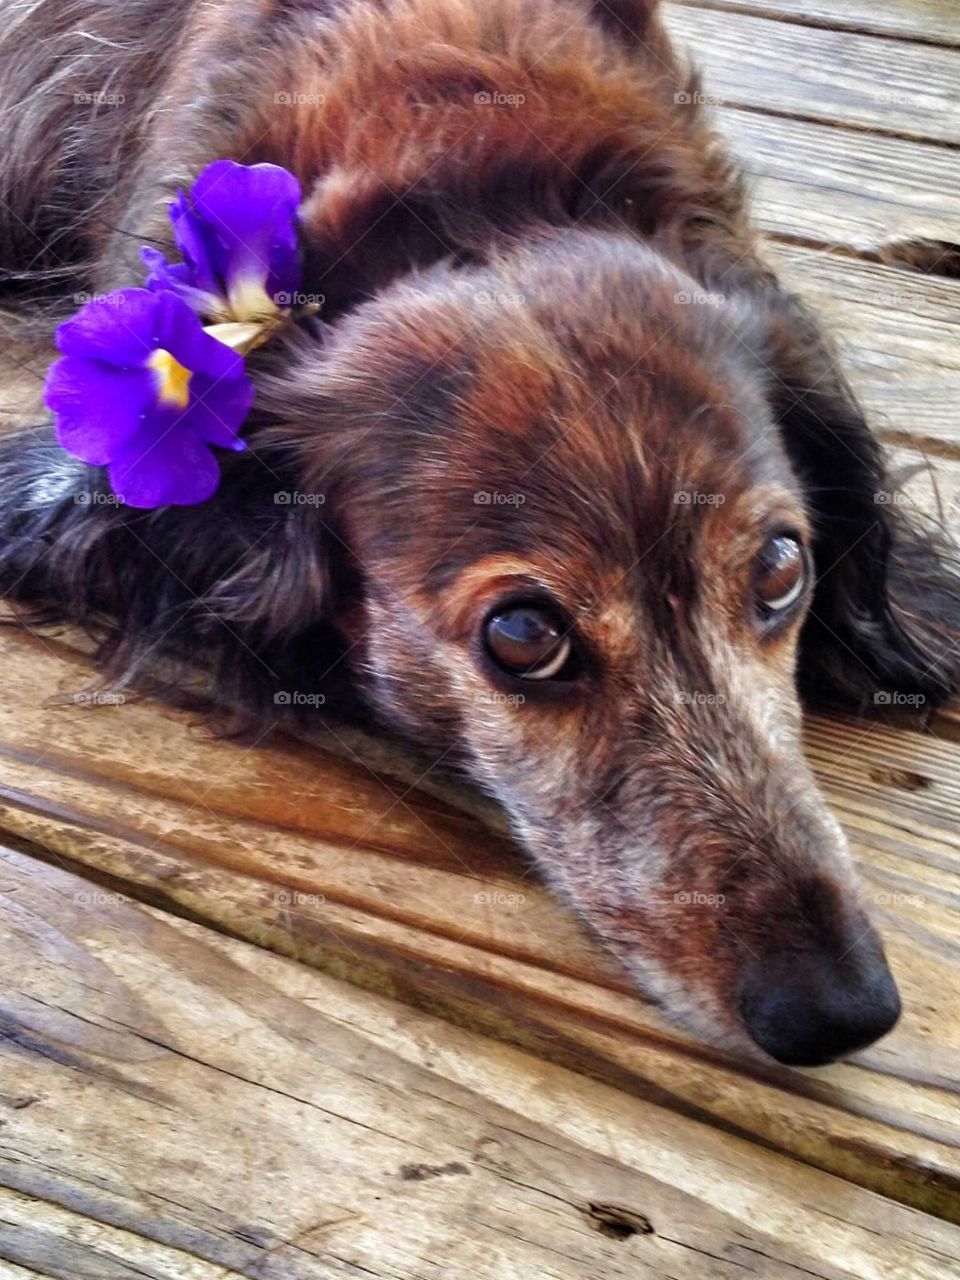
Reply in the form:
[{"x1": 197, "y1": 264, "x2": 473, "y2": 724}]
[{"x1": 0, "y1": 0, "x2": 957, "y2": 1065}]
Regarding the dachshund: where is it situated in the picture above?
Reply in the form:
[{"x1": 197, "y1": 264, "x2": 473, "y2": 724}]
[{"x1": 0, "y1": 0, "x2": 957, "y2": 1065}]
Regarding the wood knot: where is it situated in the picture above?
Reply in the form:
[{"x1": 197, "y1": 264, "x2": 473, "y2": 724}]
[
  {"x1": 586, "y1": 1202, "x2": 654, "y2": 1241},
  {"x1": 867, "y1": 765, "x2": 929, "y2": 792}
]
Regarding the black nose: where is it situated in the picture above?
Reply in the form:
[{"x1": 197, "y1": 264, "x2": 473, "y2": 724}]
[{"x1": 737, "y1": 932, "x2": 901, "y2": 1067}]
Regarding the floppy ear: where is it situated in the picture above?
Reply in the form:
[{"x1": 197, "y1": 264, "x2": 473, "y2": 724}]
[
  {"x1": 752, "y1": 288, "x2": 960, "y2": 711},
  {"x1": 0, "y1": 408, "x2": 353, "y2": 726},
  {"x1": 583, "y1": 0, "x2": 660, "y2": 40}
]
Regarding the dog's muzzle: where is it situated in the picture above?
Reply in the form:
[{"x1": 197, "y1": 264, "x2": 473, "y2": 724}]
[{"x1": 735, "y1": 925, "x2": 901, "y2": 1066}]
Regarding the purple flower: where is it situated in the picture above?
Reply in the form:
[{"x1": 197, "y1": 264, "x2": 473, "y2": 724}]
[
  {"x1": 141, "y1": 160, "x2": 302, "y2": 322},
  {"x1": 45, "y1": 288, "x2": 253, "y2": 509}
]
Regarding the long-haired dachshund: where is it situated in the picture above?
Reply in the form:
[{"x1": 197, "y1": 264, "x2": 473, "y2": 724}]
[{"x1": 1, "y1": 0, "x2": 957, "y2": 1065}]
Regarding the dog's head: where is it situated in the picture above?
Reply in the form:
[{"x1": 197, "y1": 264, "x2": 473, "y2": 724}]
[{"x1": 4, "y1": 228, "x2": 956, "y2": 1063}]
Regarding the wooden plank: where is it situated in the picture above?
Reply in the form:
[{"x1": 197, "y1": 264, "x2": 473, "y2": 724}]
[
  {"x1": 884, "y1": 444, "x2": 960, "y2": 527},
  {"x1": 766, "y1": 241, "x2": 960, "y2": 451},
  {"x1": 666, "y1": 0, "x2": 960, "y2": 47},
  {"x1": 719, "y1": 109, "x2": 960, "y2": 251},
  {"x1": 1, "y1": 625, "x2": 960, "y2": 1220},
  {"x1": 663, "y1": 6, "x2": 960, "y2": 143},
  {"x1": 2, "y1": 844, "x2": 959, "y2": 1279}
]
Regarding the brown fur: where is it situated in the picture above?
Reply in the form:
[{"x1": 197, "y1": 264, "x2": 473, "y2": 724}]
[{"x1": 0, "y1": 0, "x2": 957, "y2": 1059}]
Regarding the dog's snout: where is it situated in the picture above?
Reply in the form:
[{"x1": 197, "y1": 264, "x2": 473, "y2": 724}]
[{"x1": 736, "y1": 931, "x2": 901, "y2": 1067}]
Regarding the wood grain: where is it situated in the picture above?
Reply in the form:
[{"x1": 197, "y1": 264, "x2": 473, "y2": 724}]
[
  {"x1": 664, "y1": 6, "x2": 960, "y2": 143},
  {"x1": 2, "y1": 844, "x2": 959, "y2": 1279},
  {"x1": 766, "y1": 242, "x2": 960, "y2": 452},
  {"x1": 666, "y1": 0, "x2": 960, "y2": 46},
  {"x1": 2, "y1": 0, "x2": 960, "y2": 1268},
  {"x1": 719, "y1": 108, "x2": 960, "y2": 251},
  {"x1": 0, "y1": 623, "x2": 959, "y2": 1220}
]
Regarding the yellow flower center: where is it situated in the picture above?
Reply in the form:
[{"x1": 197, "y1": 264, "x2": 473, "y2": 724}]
[{"x1": 148, "y1": 348, "x2": 192, "y2": 409}]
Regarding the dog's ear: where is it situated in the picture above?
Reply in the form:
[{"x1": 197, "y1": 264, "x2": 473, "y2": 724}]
[
  {"x1": 583, "y1": 0, "x2": 660, "y2": 40},
  {"x1": 747, "y1": 287, "x2": 960, "y2": 711},
  {"x1": 0, "y1": 406, "x2": 353, "y2": 724}
]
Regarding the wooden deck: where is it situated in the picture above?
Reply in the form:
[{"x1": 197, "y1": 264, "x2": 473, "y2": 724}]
[{"x1": 2, "y1": 2, "x2": 960, "y2": 1277}]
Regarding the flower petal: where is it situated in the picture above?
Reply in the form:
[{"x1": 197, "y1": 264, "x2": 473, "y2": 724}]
[
  {"x1": 55, "y1": 288, "x2": 160, "y2": 367},
  {"x1": 191, "y1": 160, "x2": 302, "y2": 311},
  {"x1": 45, "y1": 356, "x2": 153, "y2": 465},
  {"x1": 152, "y1": 291, "x2": 246, "y2": 383},
  {"x1": 185, "y1": 371, "x2": 254, "y2": 450},
  {"x1": 140, "y1": 246, "x2": 226, "y2": 319},
  {"x1": 108, "y1": 425, "x2": 223, "y2": 508},
  {"x1": 168, "y1": 189, "x2": 222, "y2": 296}
]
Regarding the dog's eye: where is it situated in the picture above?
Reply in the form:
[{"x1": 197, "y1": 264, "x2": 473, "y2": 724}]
[
  {"x1": 754, "y1": 534, "x2": 807, "y2": 615},
  {"x1": 484, "y1": 605, "x2": 573, "y2": 679}
]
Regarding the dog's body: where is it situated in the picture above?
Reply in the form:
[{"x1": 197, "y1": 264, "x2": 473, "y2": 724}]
[{"x1": 1, "y1": 0, "x2": 957, "y2": 1063}]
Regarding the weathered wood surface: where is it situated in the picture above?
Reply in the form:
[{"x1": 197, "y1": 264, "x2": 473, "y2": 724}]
[
  {"x1": 664, "y1": 6, "x2": 960, "y2": 142},
  {"x1": 668, "y1": 0, "x2": 960, "y2": 45},
  {"x1": 1, "y1": 621, "x2": 959, "y2": 1225},
  {"x1": 720, "y1": 109, "x2": 960, "y2": 251},
  {"x1": 3, "y1": 845, "x2": 960, "y2": 1279},
  {"x1": 2, "y1": 0, "x2": 960, "y2": 1273},
  {"x1": 770, "y1": 244, "x2": 960, "y2": 451}
]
